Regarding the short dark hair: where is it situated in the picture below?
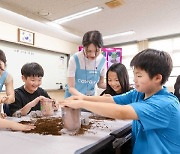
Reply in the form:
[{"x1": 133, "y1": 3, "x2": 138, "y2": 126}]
[
  {"x1": 102, "y1": 63, "x2": 131, "y2": 96},
  {"x1": 130, "y1": 48, "x2": 173, "y2": 85},
  {"x1": 82, "y1": 30, "x2": 103, "y2": 48},
  {"x1": 0, "y1": 49, "x2": 7, "y2": 64},
  {"x1": 21, "y1": 62, "x2": 44, "y2": 78}
]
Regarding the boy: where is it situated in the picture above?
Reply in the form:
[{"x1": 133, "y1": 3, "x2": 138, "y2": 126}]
[
  {"x1": 9, "y1": 62, "x2": 54, "y2": 116},
  {"x1": 61, "y1": 49, "x2": 180, "y2": 154}
]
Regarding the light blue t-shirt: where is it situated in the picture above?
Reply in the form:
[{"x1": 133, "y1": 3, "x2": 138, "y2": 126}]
[
  {"x1": 0, "y1": 71, "x2": 8, "y2": 91},
  {"x1": 113, "y1": 87, "x2": 180, "y2": 154}
]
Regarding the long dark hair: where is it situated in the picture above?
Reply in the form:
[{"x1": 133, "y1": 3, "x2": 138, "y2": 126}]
[
  {"x1": 82, "y1": 30, "x2": 103, "y2": 48},
  {"x1": 100, "y1": 63, "x2": 131, "y2": 96},
  {"x1": 0, "y1": 49, "x2": 7, "y2": 65},
  {"x1": 174, "y1": 75, "x2": 180, "y2": 101}
]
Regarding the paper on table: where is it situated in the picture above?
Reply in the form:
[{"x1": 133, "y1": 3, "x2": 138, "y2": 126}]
[{"x1": 0, "y1": 111, "x2": 132, "y2": 154}]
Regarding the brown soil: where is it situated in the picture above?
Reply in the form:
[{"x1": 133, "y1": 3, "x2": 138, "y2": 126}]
[
  {"x1": 19, "y1": 117, "x2": 93, "y2": 136},
  {"x1": 74, "y1": 121, "x2": 94, "y2": 135},
  {"x1": 20, "y1": 117, "x2": 63, "y2": 136},
  {"x1": 89, "y1": 115, "x2": 115, "y2": 121}
]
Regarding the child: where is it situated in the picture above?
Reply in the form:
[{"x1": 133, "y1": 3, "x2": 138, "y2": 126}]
[
  {"x1": 174, "y1": 75, "x2": 180, "y2": 101},
  {"x1": 9, "y1": 62, "x2": 57, "y2": 116},
  {"x1": 0, "y1": 118, "x2": 35, "y2": 131},
  {"x1": 100, "y1": 63, "x2": 132, "y2": 96},
  {"x1": 0, "y1": 49, "x2": 15, "y2": 104},
  {"x1": 0, "y1": 49, "x2": 34, "y2": 131},
  {"x1": 61, "y1": 49, "x2": 180, "y2": 154}
]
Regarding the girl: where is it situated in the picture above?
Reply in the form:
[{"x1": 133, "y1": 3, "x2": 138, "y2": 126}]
[
  {"x1": 100, "y1": 63, "x2": 132, "y2": 96},
  {"x1": 174, "y1": 75, "x2": 180, "y2": 101}
]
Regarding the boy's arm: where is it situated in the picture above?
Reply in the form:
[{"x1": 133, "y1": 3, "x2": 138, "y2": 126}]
[
  {"x1": 69, "y1": 95, "x2": 115, "y2": 103},
  {"x1": 18, "y1": 96, "x2": 46, "y2": 116},
  {"x1": 61, "y1": 99, "x2": 138, "y2": 120}
]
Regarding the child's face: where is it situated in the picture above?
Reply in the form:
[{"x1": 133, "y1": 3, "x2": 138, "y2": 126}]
[
  {"x1": 22, "y1": 75, "x2": 42, "y2": 93},
  {"x1": 0, "y1": 60, "x2": 5, "y2": 72},
  {"x1": 133, "y1": 67, "x2": 160, "y2": 95},
  {"x1": 108, "y1": 71, "x2": 121, "y2": 93}
]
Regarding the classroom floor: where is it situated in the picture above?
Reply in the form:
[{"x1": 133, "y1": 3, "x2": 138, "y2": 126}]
[{"x1": 47, "y1": 90, "x2": 65, "y2": 101}]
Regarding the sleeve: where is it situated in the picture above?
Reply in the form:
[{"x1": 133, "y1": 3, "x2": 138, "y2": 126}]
[
  {"x1": 9, "y1": 91, "x2": 24, "y2": 116},
  {"x1": 113, "y1": 90, "x2": 134, "y2": 105},
  {"x1": 100, "y1": 59, "x2": 107, "y2": 77},
  {"x1": 67, "y1": 56, "x2": 76, "y2": 77},
  {"x1": 4, "y1": 72, "x2": 12, "y2": 84},
  {"x1": 41, "y1": 89, "x2": 51, "y2": 99},
  {"x1": 130, "y1": 100, "x2": 172, "y2": 130}
]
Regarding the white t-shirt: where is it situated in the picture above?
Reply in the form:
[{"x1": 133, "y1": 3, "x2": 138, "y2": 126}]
[{"x1": 67, "y1": 51, "x2": 106, "y2": 77}]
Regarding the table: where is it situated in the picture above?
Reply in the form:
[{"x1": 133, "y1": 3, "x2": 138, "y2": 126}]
[{"x1": 0, "y1": 111, "x2": 131, "y2": 154}]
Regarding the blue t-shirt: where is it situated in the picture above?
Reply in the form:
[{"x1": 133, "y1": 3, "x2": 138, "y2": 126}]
[{"x1": 113, "y1": 87, "x2": 180, "y2": 154}]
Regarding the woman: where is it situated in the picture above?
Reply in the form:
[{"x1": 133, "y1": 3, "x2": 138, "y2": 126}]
[
  {"x1": 65, "y1": 30, "x2": 106, "y2": 98},
  {"x1": 100, "y1": 63, "x2": 132, "y2": 96}
]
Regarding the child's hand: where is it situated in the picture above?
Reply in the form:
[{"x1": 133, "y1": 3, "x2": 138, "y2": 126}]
[
  {"x1": 60, "y1": 99, "x2": 82, "y2": 109},
  {"x1": 10, "y1": 122, "x2": 36, "y2": 131},
  {"x1": 0, "y1": 96, "x2": 9, "y2": 104},
  {"x1": 0, "y1": 113, "x2": 7, "y2": 119},
  {"x1": 52, "y1": 100, "x2": 59, "y2": 111},
  {"x1": 0, "y1": 119, "x2": 36, "y2": 131},
  {"x1": 30, "y1": 96, "x2": 48, "y2": 107},
  {"x1": 38, "y1": 96, "x2": 50, "y2": 102}
]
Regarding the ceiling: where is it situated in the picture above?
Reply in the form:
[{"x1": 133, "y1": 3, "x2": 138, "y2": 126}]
[{"x1": 0, "y1": 0, "x2": 180, "y2": 46}]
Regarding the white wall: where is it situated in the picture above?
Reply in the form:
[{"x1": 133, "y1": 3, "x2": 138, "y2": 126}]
[
  {"x1": 0, "y1": 21, "x2": 78, "y2": 54},
  {"x1": 0, "y1": 41, "x2": 68, "y2": 90},
  {"x1": 0, "y1": 20, "x2": 80, "y2": 90}
]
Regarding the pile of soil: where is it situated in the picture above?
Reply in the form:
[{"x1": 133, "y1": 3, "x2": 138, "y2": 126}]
[
  {"x1": 89, "y1": 115, "x2": 115, "y2": 121},
  {"x1": 19, "y1": 117, "x2": 93, "y2": 136},
  {"x1": 20, "y1": 117, "x2": 63, "y2": 135}
]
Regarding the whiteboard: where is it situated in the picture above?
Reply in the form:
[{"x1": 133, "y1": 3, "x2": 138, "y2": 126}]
[{"x1": 0, "y1": 41, "x2": 68, "y2": 90}]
